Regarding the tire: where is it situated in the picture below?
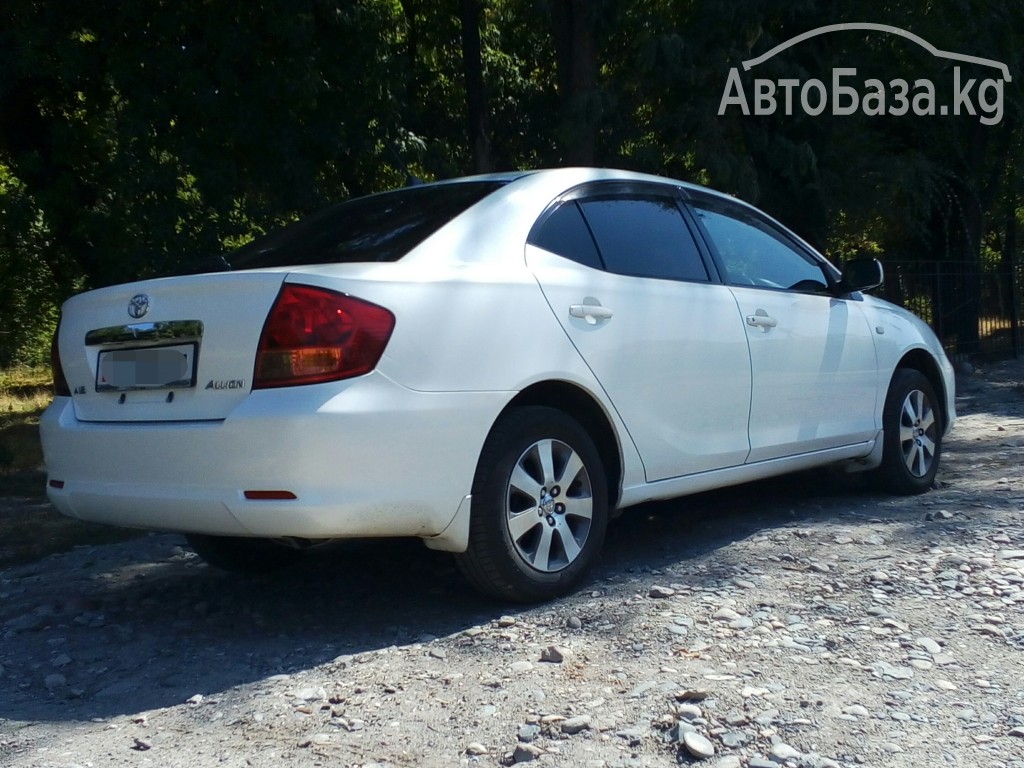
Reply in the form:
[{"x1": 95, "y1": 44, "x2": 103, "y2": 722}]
[
  {"x1": 455, "y1": 406, "x2": 609, "y2": 603},
  {"x1": 186, "y1": 534, "x2": 303, "y2": 573},
  {"x1": 876, "y1": 368, "x2": 942, "y2": 495}
]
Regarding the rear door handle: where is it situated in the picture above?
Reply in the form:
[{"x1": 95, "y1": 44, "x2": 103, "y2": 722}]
[
  {"x1": 746, "y1": 309, "x2": 777, "y2": 331},
  {"x1": 569, "y1": 304, "x2": 614, "y2": 325}
]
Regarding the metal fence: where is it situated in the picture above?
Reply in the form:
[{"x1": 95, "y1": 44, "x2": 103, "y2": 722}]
[{"x1": 877, "y1": 258, "x2": 1023, "y2": 361}]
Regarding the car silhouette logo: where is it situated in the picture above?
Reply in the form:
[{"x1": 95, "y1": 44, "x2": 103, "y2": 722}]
[{"x1": 128, "y1": 294, "x2": 150, "y2": 319}]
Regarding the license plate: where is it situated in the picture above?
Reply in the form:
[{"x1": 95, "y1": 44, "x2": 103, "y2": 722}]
[{"x1": 96, "y1": 344, "x2": 197, "y2": 391}]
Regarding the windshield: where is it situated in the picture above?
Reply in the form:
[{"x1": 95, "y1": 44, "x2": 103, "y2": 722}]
[{"x1": 226, "y1": 181, "x2": 506, "y2": 269}]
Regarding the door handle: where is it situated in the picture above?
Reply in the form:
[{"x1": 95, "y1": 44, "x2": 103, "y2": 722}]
[
  {"x1": 746, "y1": 309, "x2": 777, "y2": 331},
  {"x1": 569, "y1": 304, "x2": 614, "y2": 325}
]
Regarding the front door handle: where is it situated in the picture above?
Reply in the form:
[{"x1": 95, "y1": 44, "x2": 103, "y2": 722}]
[
  {"x1": 570, "y1": 303, "x2": 614, "y2": 325},
  {"x1": 746, "y1": 309, "x2": 777, "y2": 331}
]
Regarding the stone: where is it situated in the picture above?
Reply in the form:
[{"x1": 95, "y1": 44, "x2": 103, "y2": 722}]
[
  {"x1": 711, "y1": 758, "x2": 742, "y2": 768},
  {"x1": 497, "y1": 615, "x2": 517, "y2": 627},
  {"x1": 768, "y1": 742, "x2": 802, "y2": 762},
  {"x1": 293, "y1": 687, "x2": 326, "y2": 702},
  {"x1": 4, "y1": 613, "x2": 44, "y2": 632},
  {"x1": 510, "y1": 661, "x2": 534, "y2": 674},
  {"x1": 841, "y1": 705, "x2": 870, "y2": 718},
  {"x1": 676, "y1": 704, "x2": 702, "y2": 721},
  {"x1": 561, "y1": 715, "x2": 592, "y2": 735},
  {"x1": 720, "y1": 730, "x2": 748, "y2": 747},
  {"x1": 513, "y1": 743, "x2": 543, "y2": 763},
  {"x1": 465, "y1": 742, "x2": 488, "y2": 755},
  {"x1": 518, "y1": 724, "x2": 541, "y2": 743},
  {"x1": 667, "y1": 722, "x2": 697, "y2": 742},
  {"x1": 649, "y1": 585, "x2": 676, "y2": 598},
  {"x1": 566, "y1": 616, "x2": 583, "y2": 630},
  {"x1": 713, "y1": 608, "x2": 741, "y2": 621},
  {"x1": 540, "y1": 645, "x2": 569, "y2": 663},
  {"x1": 674, "y1": 689, "x2": 709, "y2": 701},
  {"x1": 43, "y1": 673, "x2": 66, "y2": 691},
  {"x1": 682, "y1": 731, "x2": 715, "y2": 759}
]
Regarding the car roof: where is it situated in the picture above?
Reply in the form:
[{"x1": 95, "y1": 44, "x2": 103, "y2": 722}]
[{"x1": 424, "y1": 167, "x2": 744, "y2": 207}]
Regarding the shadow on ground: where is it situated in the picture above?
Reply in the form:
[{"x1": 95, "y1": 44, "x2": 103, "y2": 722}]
[{"x1": 1, "y1": 365, "x2": 1020, "y2": 724}]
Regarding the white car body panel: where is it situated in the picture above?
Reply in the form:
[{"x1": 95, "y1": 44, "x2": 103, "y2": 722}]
[
  {"x1": 730, "y1": 286, "x2": 880, "y2": 462},
  {"x1": 43, "y1": 372, "x2": 511, "y2": 540},
  {"x1": 527, "y1": 245, "x2": 753, "y2": 481}
]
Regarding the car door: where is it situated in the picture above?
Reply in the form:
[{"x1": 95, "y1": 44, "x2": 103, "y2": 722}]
[
  {"x1": 688, "y1": 195, "x2": 879, "y2": 463},
  {"x1": 525, "y1": 182, "x2": 752, "y2": 482}
]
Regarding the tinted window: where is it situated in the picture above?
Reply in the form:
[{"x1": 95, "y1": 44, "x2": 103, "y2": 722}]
[
  {"x1": 227, "y1": 181, "x2": 505, "y2": 269},
  {"x1": 693, "y1": 203, "x2": 828, "y2": 292},
  {"x1": 528, "y1": 201, "x2": 602, "y2": 269},
  {"x1": 580, "y1": 197, "x2": 708, "y2": 282}
]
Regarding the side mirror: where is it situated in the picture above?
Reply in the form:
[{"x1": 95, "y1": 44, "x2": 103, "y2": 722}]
[{"x1": 840, "y1": 258, "x2": 883, "y2": 293}]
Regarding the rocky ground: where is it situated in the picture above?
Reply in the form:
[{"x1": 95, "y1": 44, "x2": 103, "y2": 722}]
[{"x1": 1, "y1": 361, "x2": 1022, "y2": 768}]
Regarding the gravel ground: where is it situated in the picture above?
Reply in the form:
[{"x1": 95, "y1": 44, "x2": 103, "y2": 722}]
[{"x1": 1, "y1": 361, "x2": 1022, "y2": 768}]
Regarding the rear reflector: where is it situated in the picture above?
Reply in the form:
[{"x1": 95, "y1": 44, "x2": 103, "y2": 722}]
[
  {"x1": 253, "y1": 284, "x2": 395, "y2": 388},
  {"x1": 243, "y1": 490, "x2": 297, "y2": 500}
]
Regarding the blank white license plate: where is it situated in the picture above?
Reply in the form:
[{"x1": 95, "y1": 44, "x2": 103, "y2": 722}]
[{"x1": 96, "y1": 344, "x2": 197, "y2": 391}]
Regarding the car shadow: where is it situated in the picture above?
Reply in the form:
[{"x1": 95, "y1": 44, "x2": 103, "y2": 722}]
[{"x1": 0, "y1": 460, "x2": 1008, "y2": 724}]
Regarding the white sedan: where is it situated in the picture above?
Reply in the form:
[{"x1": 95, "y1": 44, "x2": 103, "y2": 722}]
[{"x1": 42, "y1": 168, "x2": 955, "y2": 602}]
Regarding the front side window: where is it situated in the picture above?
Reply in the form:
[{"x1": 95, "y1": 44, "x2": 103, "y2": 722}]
[
  {"x1": 693, "y1": 202, "x2": 829, "y2": 292},
  {"x1": 579, "y1": 196, "x2": 709, "y2": 282}
]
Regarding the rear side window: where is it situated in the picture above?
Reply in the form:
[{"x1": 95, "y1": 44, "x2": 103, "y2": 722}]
[
  {"x1": 227, "y1": 181, "x2": 506, "y2": 269},
  {"x1": 580, "y1": 197, "x2": 709, "y2": 282},
  {"x1": 527, "y1": 201, "x2": 603, "y2": 269}
]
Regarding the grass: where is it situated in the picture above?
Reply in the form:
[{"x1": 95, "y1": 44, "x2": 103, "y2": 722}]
[
  {"x1": 0, "y1": 365, "x2": 51, "y2": 494},
  {"x1": 0, "y1": 365, "x2": 142, "y2": 567}
]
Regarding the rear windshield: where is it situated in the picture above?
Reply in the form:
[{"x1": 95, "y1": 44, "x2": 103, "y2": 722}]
[{"x1": 226, "y1": 181, "x2": 506, "y2": 269}]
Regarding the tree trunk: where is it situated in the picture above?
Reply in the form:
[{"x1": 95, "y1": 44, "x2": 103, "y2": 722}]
[
  {"x1": 459, "y1": 0, "x2": 491, "y2": 173},
  {"x1": 550, "y1": 0, "x2": 598, "y2": 166}
]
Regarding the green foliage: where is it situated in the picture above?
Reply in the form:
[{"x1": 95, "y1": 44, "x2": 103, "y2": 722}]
[{"x1": 0, "y1": 0, "x2": 1021, "y2": 364}]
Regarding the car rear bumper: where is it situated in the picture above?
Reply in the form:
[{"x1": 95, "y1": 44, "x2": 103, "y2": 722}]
[{"x1": 40, "y1": 373, "x2": 508, "y2": 542}]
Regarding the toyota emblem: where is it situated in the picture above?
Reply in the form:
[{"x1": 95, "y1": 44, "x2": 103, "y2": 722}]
[{"x1": 128, "y1": 293, "x2": 150, "y2": 319}]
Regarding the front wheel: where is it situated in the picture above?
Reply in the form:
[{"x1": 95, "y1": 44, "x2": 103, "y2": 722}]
[
  {"x1": 456, "y1": 407, "x2": 609, "y2": 603},
  {"x1": 876, "y1": 369, "x2": 942, "y2": 495}
]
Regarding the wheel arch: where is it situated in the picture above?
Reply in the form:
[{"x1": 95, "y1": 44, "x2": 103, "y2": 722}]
[
  {"x1": 893, "y1": 349, "x2": 949, "y2": 433},
  {"x1": 500, "y1": 380, "x2": 624, "y2": 510}
]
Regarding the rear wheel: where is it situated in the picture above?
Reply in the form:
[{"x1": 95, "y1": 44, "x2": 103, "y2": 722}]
[
  {"x1": 186, "y1": 534, "x2": 303, "y2": 573},
  {"x1": 876, "y1": 368, "x2": 942, "y2": 495},
  {"x1": 456, "y1": 407, "x2": 609, "y2": 602}
]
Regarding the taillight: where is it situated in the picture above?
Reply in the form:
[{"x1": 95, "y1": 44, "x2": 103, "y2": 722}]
[
  {"x1": 51, "y1": 323, "x2": 71, "y2": 397},
  {"x1": 253, "y1": 284, "x2": 395, "y2": 388}
]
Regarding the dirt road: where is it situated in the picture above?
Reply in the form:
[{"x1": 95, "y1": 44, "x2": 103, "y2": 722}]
[{"x1": 1, "y1": 362, "x2": 1022, "y2": 768}]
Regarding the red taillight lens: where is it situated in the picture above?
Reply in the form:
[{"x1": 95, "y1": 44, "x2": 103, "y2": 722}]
[
  {"x1": 253, "y1": 284, "x2": 395, "y2": 388},
  {"x1": 51, "y1": 324, "x2": 71, "y2": 397}
]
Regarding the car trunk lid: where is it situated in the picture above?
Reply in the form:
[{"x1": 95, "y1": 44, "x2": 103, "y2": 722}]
[{"x1": 58, "y1": 272, "x2": 288, "y2": 422}]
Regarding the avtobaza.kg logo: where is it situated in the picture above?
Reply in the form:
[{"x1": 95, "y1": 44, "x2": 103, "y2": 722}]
[{"x1": 719, "y1": 23, "x2": 1011, "y2": 125}]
